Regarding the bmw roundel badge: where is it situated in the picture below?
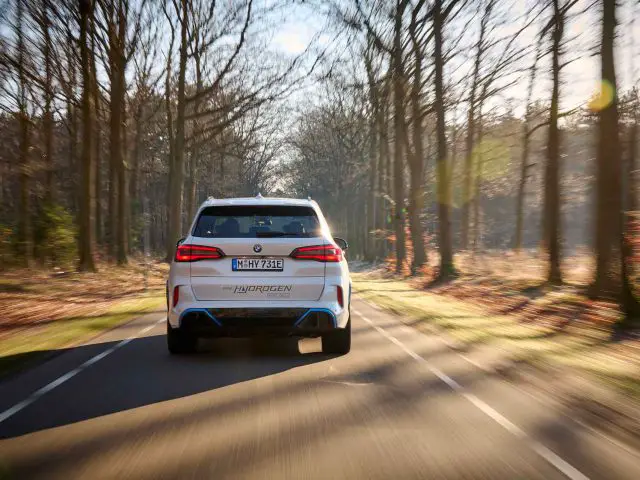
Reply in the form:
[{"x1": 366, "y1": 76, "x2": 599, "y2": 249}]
[{"x1": 253, "y1": 244, "x2": 263, "y2": 253}]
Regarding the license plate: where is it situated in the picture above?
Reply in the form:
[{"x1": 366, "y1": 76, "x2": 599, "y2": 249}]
[{"x1": 232, "y1": 258, "x2": 284, "y2": 271}]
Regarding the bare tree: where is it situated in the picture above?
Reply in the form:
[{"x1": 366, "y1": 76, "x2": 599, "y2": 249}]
[
  {"x1": 543, "y1": 0, "x2": 571, "y2": 285},
  {"x1": 433, "y1": 0, "x2": 460, "y2": 279},
  {"x1": 406, "y1": 0, "x2": 427, "y2": 272},
  {"x1": 514, "y1": 34, "x2": 543, "y2": 253},
  {"x1": 16, "y1": 0, "x2": 33, "y2": 266},
  {"x1": 461, "y1": 0, "x2": 494, "y2": 251},
  {"x1": 78, "y1": 0, "x2": 96, "y2": 271}
]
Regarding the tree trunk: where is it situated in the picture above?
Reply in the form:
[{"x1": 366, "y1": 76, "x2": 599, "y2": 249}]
[
  {"x1": 366, "y1": 90, "x2": 378, "y2": 261},
  {"x1": 366, "y1": 113, "x2": 378, "y2": 261},
  {"x1": 78, "y1": 0, "x2": 96, "y2": 272},
  {"x1": 130, "y1": 104, "x2": 143, "y2": 252},
  {"x1": 164, "y1": 22, "x2": 176, "y2": 260},
  {"x1": 472, "y1": 122, "x2": 484, "y2": 254},
  {"x1": 434, "y1": 0, "x2": 454, "y2": 279},
  {"x1": 91, "y1": 14, "x2": 102, "y2": 247},
  {"x1": 166, "y1": 0, "x2": 189, "y2": 260},
  {"x1": 107, "y1": 140, "x2": 117, "y2": 259},
  {"x1": 544, "y1": 0, "x2": 563, "y2": 285},
  {"x1": 377, "y1": 84, "x2": 391, "y2": 260},
  {"x1": 184, "y1": 151, "x2": 197, "y2": 231},
  {"x1": 592, "y1": 0, "x2": 622, "y2": 298},
  {"x1": 364, "y1": 42, "x2": 379, "y2": 262},
  {"x1": 407, "y1": 15, "x2": 426, "y2": 273},
  {"x1": 186, "y1": 48, "x2": 204, "y2": 234},
  {"x1": 108, "y1": 1, "x2": 128, "y2": 264},
  {"x1": 622, "y1": 98, "x2": 640, "y2": 316},
  {"x1": 376, "y1": 103, "x2": 386, "y2": 260},
  {"x1": 462, "y1": 2, "x2": 490, "y2": 251},
  {"x1": 515, "y1": 38, "x2": 541, "y2": 253},
  {"x1": 16, "y1": 0, "x2": 32, "y2": 267},
  {"x1": 384, "y1": 97, "x2": 392, "y2": 258},
  {"x1": 66, "y1": 39, "x2": 79, "y2": 216},
  {"x1": 392, "y1": 0, "x2": 407, "y2": 273},
  {"x1": 42, "y1": 0, "x2": 54, "y2": 205}
]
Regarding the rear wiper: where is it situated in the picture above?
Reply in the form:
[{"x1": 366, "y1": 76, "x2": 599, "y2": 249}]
[{"x1": 255, "y1": 231, "x2": 301, "y2": 237}]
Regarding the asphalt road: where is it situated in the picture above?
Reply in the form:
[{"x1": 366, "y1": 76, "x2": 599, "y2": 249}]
[{"x1": 0, "y1": 298, "x2": 639, "y2": 479}]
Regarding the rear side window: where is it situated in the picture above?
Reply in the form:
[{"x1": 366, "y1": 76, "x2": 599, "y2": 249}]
[{"x1": 192, "y1": 205, "x2": 322, "y2": 238}]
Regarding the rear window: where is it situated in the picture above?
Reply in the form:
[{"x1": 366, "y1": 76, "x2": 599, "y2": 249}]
[{"x1": 192, "y1": 205, "x2": 322, "y2": 238}]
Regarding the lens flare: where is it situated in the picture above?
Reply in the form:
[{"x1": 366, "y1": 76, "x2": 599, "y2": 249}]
[{"x1": 588, "y1": 79, "x2": 616, "y2": 111}]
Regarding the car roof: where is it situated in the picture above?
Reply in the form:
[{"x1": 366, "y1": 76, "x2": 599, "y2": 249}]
[{"x1": 199, "y1": 196, "x2": 318, "y2": 208}]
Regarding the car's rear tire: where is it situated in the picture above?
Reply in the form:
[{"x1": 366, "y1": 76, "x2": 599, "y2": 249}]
[
  {"x1": 322, "y1": 319, "x2": 351, "y2": 354},
  {"x1": 167, "y1": 323, "x2": 197, "y2": 354}
]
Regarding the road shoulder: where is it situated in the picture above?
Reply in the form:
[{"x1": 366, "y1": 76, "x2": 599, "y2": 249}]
[{"x1": 351, "y1": 273, "x2": 640, "y2": 455}]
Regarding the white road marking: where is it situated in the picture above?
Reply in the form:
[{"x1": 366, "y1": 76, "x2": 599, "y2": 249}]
[
  {"x1": 458, "y1": 353, "x2": 493, "y2": 373},
  {"x1": 360, "y1": 296, "x2": 640, "y2": 459},
  {"x1": 0, "y1": 316, "x2": 165, "y2": 425},
  {"x1": 321, "y1": 380, "x2": 373, "y2": 387},
  {"x1": 353, "y1": 307, "x2": 590, "y2": 480}
]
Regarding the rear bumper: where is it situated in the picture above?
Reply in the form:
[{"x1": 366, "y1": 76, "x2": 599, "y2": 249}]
[
  {"x1": 175, "y1": 307, "x2": 341, "y2": 338},
  {"x1": 167, "y1": 274, "x2": 351, "y2": 335}
]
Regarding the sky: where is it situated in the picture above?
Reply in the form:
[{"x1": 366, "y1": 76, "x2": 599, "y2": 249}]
[{"x1": 272, "y1": 0, "x2": 640, "y2": 120}]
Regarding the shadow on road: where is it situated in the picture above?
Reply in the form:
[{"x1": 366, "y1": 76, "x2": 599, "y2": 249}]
[{"x1": 0, "y1": 335, "x2": 331, "y2": 439}]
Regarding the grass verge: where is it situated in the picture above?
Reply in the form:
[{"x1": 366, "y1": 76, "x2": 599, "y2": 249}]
[
  {"x1": 0, "y1": 294, "x2": 164, "y2": 378},
  {"x1": 351, "y1": 272, "x2": 640, "y2": 400}
]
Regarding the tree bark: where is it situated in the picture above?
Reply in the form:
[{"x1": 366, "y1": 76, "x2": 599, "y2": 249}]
[
  {"x1": 392, "y1": 0, "x2": 408, "y2": 273},
  {"x1": 434, "y1": 0, "x2": 454, "y2": 279},
  {"x1": 406, "y1": 9, "x2": 426, "y2": 272},
  {"x1": 42, "y1": 0, "x2": 54, "y2": 205},
  {"x1": 462, "y1": 2, "x2": 490, "y2": 250},
  {"x1": 364, "y1": 45, "x2": 378, "y2": 262},
  {"x1": 184, "y1": 151, "x2": 197, "y2": 232},
  {"x1": 378, "y1": 80, "x2": 392, "y2": 259},
  {"x1": 108, "y1": 0, "x2": 128, "y2": 264},
  {"x1": 544, "y1": 0, "x2": 563, "y2": 285},
  {"x1": 515, "y1": 37, "x2": 542, "y2": 253},
  {"x1": 166, "y1": 0, "x2": 189, "y2": 260},
  {"x1": 592, "y1": 0, "x2": 624, "y2": 300},
  {"x1": 472, "y1": 121, "x2": 484, "y2": 254},
  {"x1": 91, "y1": 13, "x2": 102, "y2": 247},
  {"x1": 376, "y1": 101, "x2": 387, "y2": 260},
  {"x1": 16, "y1": 0, "x2": 33, "y2": 266},
  {"x1": 163, "y1": 14, "x2": 176, "y2": 259},
  {"x1": 622, "y1": 96, "x2": 640, "y2": 316},
  {"x1": 130, "y1": 103, "x2": 143, "y2": 251},
  {"x1": 78, "y1": 0, "x2": 96, "y2": 272}
]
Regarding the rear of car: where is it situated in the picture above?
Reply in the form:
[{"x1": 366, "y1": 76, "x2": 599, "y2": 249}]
[{"x1": 167, "y1": 197, "x2": 351, "y2": 354}]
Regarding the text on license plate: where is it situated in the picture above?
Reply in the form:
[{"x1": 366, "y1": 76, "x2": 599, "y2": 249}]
[{"x1": 232, "y1": 258, "x2": 283, "y2": 271}]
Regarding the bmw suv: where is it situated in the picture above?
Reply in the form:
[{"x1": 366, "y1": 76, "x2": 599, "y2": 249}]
[{"x1": 166, "y1": 196, "x2": 351, "y2": 355}]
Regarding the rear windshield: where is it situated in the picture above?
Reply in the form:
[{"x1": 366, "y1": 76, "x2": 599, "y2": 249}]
[{"x1": 192, "y1": 205, "x2": 322, "y2": 238}]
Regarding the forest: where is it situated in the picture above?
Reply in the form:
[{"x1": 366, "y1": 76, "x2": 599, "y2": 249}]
[{"x1": 1, "y1": 0, "x2": 639, "y2": 321}]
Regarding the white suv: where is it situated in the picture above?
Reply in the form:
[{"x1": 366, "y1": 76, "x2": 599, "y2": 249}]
[{"x1": 166, "y1": 196, "x2": 351, "y2": 355}]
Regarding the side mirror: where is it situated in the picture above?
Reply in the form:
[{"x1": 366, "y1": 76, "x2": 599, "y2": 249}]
[
  {"x1": 176, "y1": 237, "x2": 186, "y2": 248},
  {"x1": 334, "y1": 237, "x2": 348, "y2": 252}
]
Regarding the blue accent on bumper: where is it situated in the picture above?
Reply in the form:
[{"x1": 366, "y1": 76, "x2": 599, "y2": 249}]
[
  {"x1": 293, "y1": 308, "x2": 337, "y2": 328},
  {"x1": 178, "y1": 308, "x2": 222, "y2": 327},
  {"x1": 179, "y1": 307, "x2": 337, "y2": 329}
]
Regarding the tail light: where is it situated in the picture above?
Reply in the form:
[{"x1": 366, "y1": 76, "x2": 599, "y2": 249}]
[
  {"x1": 172, "y1": 286, "x2": 180, "y2": 307},
  {"x1": 175, "y1": 244, "x2": 225, "y2": 262},
  {"x1": 337, "y1": 285, "x2": 344, "y2": 308},
  {"x1": 290, "y1": 245, "x2": 342, "y2": 262}
]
